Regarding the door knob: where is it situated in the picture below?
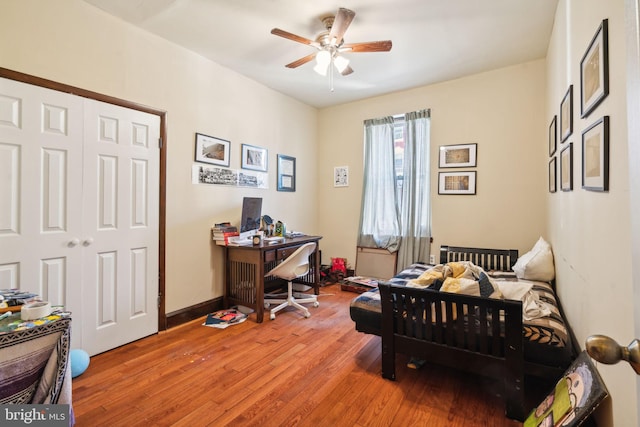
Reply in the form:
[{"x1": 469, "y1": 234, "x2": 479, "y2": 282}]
[
  {"x1": 83, "y1": 237, "x2": 94, "y2": 247},
  {"x1": 68, "y1": 238, "x2": 80, "y2": 247}
]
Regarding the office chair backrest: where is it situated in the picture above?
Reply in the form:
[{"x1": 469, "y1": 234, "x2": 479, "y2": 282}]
[{"x1": 266, "y1": 242, "x2": 317, "y2": 281}]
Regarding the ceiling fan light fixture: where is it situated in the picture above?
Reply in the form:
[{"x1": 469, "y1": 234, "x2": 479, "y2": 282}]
[
  {"x1": 333, "y1": 55, "x2": 349, "y2": 73},
  {"x1": 314, "y1": 50, "x2": 331, "y2": 76}
]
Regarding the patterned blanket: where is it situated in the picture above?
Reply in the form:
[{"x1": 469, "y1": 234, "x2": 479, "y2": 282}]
[{"x1": 0, "y1": 316, "x2": 74, "y2": 425}]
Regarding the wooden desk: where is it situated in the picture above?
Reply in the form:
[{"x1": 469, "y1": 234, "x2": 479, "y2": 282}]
[{"x1": 223, "y1": 235, "x2": 322, "y2": 323}]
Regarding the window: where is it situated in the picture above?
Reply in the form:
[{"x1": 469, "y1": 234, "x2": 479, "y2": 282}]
[{"x1": 358, "y1": 110, "x2": 431, "y2": 270}]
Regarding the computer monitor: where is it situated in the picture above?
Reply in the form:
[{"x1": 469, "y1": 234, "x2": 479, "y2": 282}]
[{"x1": 239, "y1": 197, "x2": 262, "y2": 238}]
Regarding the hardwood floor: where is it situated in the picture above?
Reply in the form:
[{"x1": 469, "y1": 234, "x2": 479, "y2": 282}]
[{"x1": 72, "y1": 284, "x2": 536, "y2": 426}]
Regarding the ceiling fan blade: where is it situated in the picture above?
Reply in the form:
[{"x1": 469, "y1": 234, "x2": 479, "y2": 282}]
[
  {"x1": 271, "y1": 28, "x2": 315, "y2": 45},
  {"x1": 341, "y1": 65, "x2": 354, "y2": 76},
  {"x1": 341, "y1": 40, "x2": 393, "y2": 53},
  {"x1": 285, "y1": 53, "x2": 317, "y2": 69},
  {"x1": 329, "y1": 8, "x2": 355, "y2": 44}
]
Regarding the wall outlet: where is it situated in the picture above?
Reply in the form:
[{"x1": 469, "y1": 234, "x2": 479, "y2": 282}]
[{"x1": 429, "y1": 254, "x2": 436, "y2": 264}]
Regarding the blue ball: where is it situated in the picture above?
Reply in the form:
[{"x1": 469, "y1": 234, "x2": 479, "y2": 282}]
[{"x1": 70, "y1": 349, "x2": 90, "y2": 378}]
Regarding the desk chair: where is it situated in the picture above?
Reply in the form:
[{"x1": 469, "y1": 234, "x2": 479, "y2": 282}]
[{"x1": 264, "y1": 242, "x2": 318, "y2": 320}]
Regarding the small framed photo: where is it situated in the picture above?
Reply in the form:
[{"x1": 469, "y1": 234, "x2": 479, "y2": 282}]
[
  {"x1": 549, "y1": 157, "x2": 557, "y2": 193},
  {"x1": 438, "y1": 143, "x2": 477, "y2": 168},
  {"x1": 241, "y1": 144, "x2": 268, "y2": 172},
  {"x1": 560, "y1": 143, "x2": 573, "y2": 191},
  {"x1": 560, "y1": 85, "x2": 573, "y2": 143},
  {"x1": 334, "y1": 166, "x2": 349, "y2": 187},
  {"x1": 524, "y1": 351, "x2": 608, "y2": 427},
  {"x1": 438, "y1": 171, "x2": 476, "y2": 195},
  {"x1": 580, "y1": 19, "x2": 609, "y2": 118},
  {"x1": 549, "y1": 116, "x2": 557, "y2": 156},
  {"x1": 277, "y1": 154, "x2": 296, "y2": 192},
  {"x1": 195, "y1": 133, "x2": 230, "y2": 167},
  {"x1": 582, "y1": 116, "x2": 609, "y2": 192}
]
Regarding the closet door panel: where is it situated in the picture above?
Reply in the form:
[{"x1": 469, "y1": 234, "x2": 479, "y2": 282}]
[
  {"x1": 0, "y1": 78, "x2": 83, "y2": 332},
  {"x1": 82, "y1": 99, "x2": 159, "y2": 355}
]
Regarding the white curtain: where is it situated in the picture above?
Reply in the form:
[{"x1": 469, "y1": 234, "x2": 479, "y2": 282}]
[
  {"x1": 357, "y1": 117, "x2": 401, "y2": 251},
  {"x1": 396, "y1": 110, "x2": 431, "y2": 270}
]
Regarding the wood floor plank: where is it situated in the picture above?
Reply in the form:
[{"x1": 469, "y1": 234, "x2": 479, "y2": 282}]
[{"x1": 72, "y1": 283, "x2": 532, "y2": 426}]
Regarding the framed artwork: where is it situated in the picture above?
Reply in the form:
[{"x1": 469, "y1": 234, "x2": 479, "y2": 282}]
[
  {"x1": 560, "y1": 143, "x2": 573, "y2": 192},
  {"x1": 582, "y1": 116, "x2": 609, "y2": 192},
  {"x1": 438, "y1": 143, "x2": 477, "y2": 168},
  {"x1": 334, "y1": 166, "x2": 349, "y2": 187},
  {"x1": 580, "y1": 19, "x2": 609, "y2": 118},
  {"x1": 549, "y1": 157, "x2": 557, "y2": 193},
  {"x1": 549, "y1": 116, "x2": 557, "y2": 156},
  {"x1": 438, "y1": 171, "x2": 476, "y2": 195},
  {"x1": 524, "y1": 351, "x2": 608, "y2": 427},
  {"x1": 194, "y1": 133, "x2": 230, "y2": 167},
  {"x1": 241, "y1": 144, "x2": 268, "y2": 172},
  {"x1": 277, "y1": 154, "x2": 296, "y2": 192},
  {"x1": 560, "y1": 85, "x2": 573, "y2": 143}
]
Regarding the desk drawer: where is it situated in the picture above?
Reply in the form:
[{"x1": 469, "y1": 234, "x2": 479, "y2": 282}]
[
  {"x1": 264, "y1": 250, "x2": 276, "y2": 263},
  {"x1": 277, "y1": 245, "x2": 302, "y2": 260}
]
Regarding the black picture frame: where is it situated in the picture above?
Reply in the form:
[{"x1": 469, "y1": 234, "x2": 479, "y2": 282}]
[
  {"x1": 560, "y1": 85, "x2": 573, "y2": 144},
  {"x1": 580, "y1": 19, "x2": 609, "y2": 118},
  {"x1": 438, "y1": 171, "x2": 476, "y2": 195},
  {"x1": 194, "y1": 133, "x2": 230, "y2": 167},
  {"x1": 277, "y1": 154, "x2": 296, "y2": 192},
  {"x1": 241, "y1": 143, "x2": 268, "y2": 172},
  {"x1": 524, "y1": 351, "x2": 608, "y2": 427},
  {"x1": 549, "y1": 157, "x2": 557, "y2": 193},
  {"x1": 549, "y1": 115, "x2": 557, "y2": 156},
  {"x1": 438, "y1": 143, "x2": 478, "y2": 168},
  {"x1": 560, "y1": 143, "x2": 573, "y2": 192},
  {"x1": 582, "y1": 116, "x2": 609, "y2": 192}
]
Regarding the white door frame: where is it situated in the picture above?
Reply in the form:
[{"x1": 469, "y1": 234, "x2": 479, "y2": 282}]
[{"x1": 0, "y1": 67, "x2": 168, "y2": 333}]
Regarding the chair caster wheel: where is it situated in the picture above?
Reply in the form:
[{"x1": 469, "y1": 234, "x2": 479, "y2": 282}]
[
  {"x1": 270, "y1": 313, "x2": 275, "y2": 320},
  {"x1": 313, "y1": 302, "x2": 319, "y2": 308},
  {"x1": 264, "y1": 302, "x2": 270, "y2": 309},
  {"x1": 304, "y1": 311, "x2": 310, "y2": 318}
]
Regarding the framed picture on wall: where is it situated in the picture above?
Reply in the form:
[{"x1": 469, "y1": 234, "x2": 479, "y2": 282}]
[
  {"x1": 560, "y1": 85, "x2": 573, "y2": 143},
  {"x1": 580, "y1": 19, "x2": 609, "y2": 118},
  {"x1": 194, "y1": 133, "x2": 230, "y2": 167},
  {"x1": 241, "y1": 144, "x2": 268, "y2": 172},
  {"x1": 277, "y1": 154, "x2": 296, "y2": 192},
  {"x1": 438, "y1": 171, "x2": 476, "y2": 195},
  {"x1": 549, "y1": 115, "x2": 557, "y2": 156},
  {"x1": 582, "y1": 116, "x2": 609, "y2": 192},
  {"x1": 438, "y1": 143, "x2": 477, "y2": 168},
  {"x1": 334, "y1": 166, "x2": 349, "y2": 187},
  {"x1": 549, "y1": 157, "x2": 557, "y2": 193},
  {"x1": 560, "y1": 143, "x2": 573, "y2": 192}
]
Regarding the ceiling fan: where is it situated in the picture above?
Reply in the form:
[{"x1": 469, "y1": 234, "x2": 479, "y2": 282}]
[{"x1": 271, "y1": 7, "x2": 392, "y2": 79}]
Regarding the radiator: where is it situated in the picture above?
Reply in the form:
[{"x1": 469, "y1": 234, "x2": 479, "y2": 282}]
[{"x1": 355, "y1": 247, "x2": 398, "y2": 280}]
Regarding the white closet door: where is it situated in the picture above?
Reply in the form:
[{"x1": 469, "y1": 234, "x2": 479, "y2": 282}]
[
  {"x1": 0, "y1": 78, "x2": 84, "y2": 345},
  {"x1": 81, "y1": 99, "x2": 159, "y2": 355},
  {"x1": 0, "y1": 77, "x2": 160, "y2": 356}
]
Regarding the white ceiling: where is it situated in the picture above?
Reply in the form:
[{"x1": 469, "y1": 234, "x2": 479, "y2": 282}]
[{"x1": 83, "y1": 0, "x2": 558, "y2": 109}]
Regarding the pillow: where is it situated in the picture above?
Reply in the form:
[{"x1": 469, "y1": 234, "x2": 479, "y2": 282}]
[{"x1": 512, "y1": 237, "x2": 555, "y2": 281}]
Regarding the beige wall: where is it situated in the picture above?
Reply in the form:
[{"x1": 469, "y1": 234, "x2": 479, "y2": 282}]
[
  {"x1": 547, "y1": 1, "x2": 637, "y2": 426},
  {"x1": 0, "y1": 0, "x2": 319, "y2": 313},
  {"x1": 317, "y1": 61, "x2": 549, "y2": 269}
]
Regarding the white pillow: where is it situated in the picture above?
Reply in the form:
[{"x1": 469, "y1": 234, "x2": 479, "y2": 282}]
[{"x1": 512, "y1": 237, "x2": 555, "y2": 281}]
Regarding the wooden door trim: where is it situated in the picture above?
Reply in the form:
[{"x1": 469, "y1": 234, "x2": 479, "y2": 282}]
[{"x1": 0, "y1": 67, "x2": 168, "y2": 331}]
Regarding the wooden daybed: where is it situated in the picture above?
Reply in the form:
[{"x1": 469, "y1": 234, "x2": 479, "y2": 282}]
[{"x1": 349, "y1": 245, "x2": 576, "y2": 421}]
